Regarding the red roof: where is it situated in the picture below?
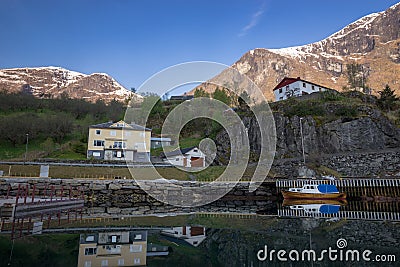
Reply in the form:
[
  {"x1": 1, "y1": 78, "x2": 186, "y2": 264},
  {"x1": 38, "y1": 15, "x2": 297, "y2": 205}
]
[{"x1": 273, "y1": 77, "x2": 300, "y2": 91}]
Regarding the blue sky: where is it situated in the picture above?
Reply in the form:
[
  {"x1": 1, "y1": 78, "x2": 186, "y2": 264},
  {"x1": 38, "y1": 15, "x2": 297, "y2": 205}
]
[{"x1": 0, "y1": 0, "x2": 398, "y2": 92}]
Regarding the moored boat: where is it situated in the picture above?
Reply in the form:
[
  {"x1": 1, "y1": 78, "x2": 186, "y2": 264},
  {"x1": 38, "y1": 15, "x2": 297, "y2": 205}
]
[
  {"x1": 282, "y1": 198, "x2": 348, "y2": 207},
  {"x1": 281, "y1": 184, "x2": 346, "y2": 200}
]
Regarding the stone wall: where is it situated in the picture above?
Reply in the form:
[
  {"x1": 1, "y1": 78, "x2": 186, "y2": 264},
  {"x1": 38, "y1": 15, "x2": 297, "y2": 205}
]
[{"x1": 0, "y1": 178, "x2": 278, "y2": 217}]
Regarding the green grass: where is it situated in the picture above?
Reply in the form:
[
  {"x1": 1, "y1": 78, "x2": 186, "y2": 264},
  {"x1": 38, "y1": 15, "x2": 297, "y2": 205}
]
[
  {"x1": 147, "y1": 232, "x2": 220, "y2": 267},
  {"x1": 0, "y1": 234, "x2": 79, "y2": 267}
]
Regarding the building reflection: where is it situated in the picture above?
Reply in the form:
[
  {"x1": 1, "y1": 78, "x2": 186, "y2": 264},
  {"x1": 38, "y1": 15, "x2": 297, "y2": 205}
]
[
  {"x1": 161, "y1": 226, "x2": 206, "y2": 247},
  {"x1": 78, "y1": 231, "x2": 148, "y2": 267}
]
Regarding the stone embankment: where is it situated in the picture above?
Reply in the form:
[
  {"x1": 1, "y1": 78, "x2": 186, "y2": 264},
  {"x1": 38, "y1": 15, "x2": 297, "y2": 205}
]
[{"x1": 0, "y1": 178, "x2": 277, "y2": 217}]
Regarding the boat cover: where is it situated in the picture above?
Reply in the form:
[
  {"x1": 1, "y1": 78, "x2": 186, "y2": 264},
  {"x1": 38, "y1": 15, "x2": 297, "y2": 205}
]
[
  {"x1": 319, "y1": 205, "x2": 340, "y2": 214},
  {"x1": 317, "y1": 184, "x2": 339, "y2": 193}
]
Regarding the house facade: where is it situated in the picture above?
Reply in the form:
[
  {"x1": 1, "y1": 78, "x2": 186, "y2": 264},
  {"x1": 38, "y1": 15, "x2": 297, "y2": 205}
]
[
  {"x1": 273, "y1": 77, "x2": 330, "y2": 102},
  {"x1": 161, "y1": 226, "x2": 206, "y2": 247},
  {"x1": 87, "y1": 120, "x2": 151, "y2": 162},
  {"x1": 77, "y1": 231, "x2": 147, "y2": 267},
  {"x1": 164, "y1": 146, "x2": 206, "y2": 168}
]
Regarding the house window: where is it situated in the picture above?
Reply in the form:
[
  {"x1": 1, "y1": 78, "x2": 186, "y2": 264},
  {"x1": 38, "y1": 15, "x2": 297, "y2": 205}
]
[
  {"x1": 130, "y1": 244, "x2": 143, "y2": 252},
  {"x1": 312, "y1": 85, "x2": 315, "y2": 90},
  {"x1": 113, "y1": 141, "x2": 126, "y2": 149},
  {"x1": 110, "y1": 130, "x2": 116, "y2": 136},
  {"x1": 96, "y1": 130, "x2": 101, "y2": 135},
  {"x1": 134, "y1": 258, "x2": 141, "y2": 265},
  {"x1": 278, "y1": 88, "x2": 282, "y2": 93},
  {"x1": 193, "y1": 149, "x2": 198, "y2": 152},
  {"x1": 113, "y1": 151, "x2": 125, "y2": 158},
  {"x1": 175, "y1": 158, "x2": 179, "y2": 161},
  {"x1": 93, "y1": 152, "x2": 101, "y2": 157},
  {"x1": 286, "y1": 85, "x2": 289, "y2": 91},
  {"x1": 84, "y1": 261, "x2": 92, "y2": 267},
  {"x1": 118, "y1": 259, "x2": 125, "y2": 266},
  {"x1": 116, "y1": 123, "x2": 124, "y2": 127},
  {"x1": 93, "y1": 140, "x2": 104, "y2": 147},
  {"x1": 101, "y1": 260, "x2": 108, "y2": 267},
  {"x1": 279, "y1": 96, "x2": 283, "y2": 100},
  {"x1": 319, "y1": 87, "x2": 322, "y2": 91},
  {"x1": 303, "y1": 82, "x2": 306, "y2": 88},
  {"x1": 84, "y1": 247, "x2": 97, "y2": 255}
]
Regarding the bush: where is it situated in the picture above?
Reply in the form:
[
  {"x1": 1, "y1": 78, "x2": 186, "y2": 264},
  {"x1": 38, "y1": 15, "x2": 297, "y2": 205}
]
[
  {"x1": 334, "y1": 106, "x2": 358, "y2": 117},
  {"x1": 285, "y1": 101, "x2": 326, "y2": 117},
  {"x1": 320, "y1": 90, "x2": 344, "y2": 102}
]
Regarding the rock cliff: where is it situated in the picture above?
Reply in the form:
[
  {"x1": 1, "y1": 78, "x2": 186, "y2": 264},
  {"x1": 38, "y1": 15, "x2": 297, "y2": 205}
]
[{"x1": 215, "y1": 97, "x2": 400, "y2": 164}]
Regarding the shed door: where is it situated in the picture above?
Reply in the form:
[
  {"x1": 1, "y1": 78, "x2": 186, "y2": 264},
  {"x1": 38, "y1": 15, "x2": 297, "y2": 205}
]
[{"x1": 190, "y1": 157, "x2": 203, "y2": 167}]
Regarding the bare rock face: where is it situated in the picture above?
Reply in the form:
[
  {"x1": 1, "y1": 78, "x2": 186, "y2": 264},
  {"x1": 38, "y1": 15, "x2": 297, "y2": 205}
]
[
  {"x1": 214, "y1": 107, "x2": 400, "y2": 164},
  {"x1": 0, "y1": 66, "x2": 142, "y2": 103},
  {"x1": 194, "y1": 3, "x2": 400, "y2": 101}
]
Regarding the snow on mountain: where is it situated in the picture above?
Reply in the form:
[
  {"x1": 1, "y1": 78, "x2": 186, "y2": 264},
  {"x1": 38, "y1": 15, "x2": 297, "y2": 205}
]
[
  {"x1": 0, "y1": 66, "x2": 142, "y2": 103},
  {"x1": 269, "y1": 2, "x2": 399, "y2": 60},
  {"x1": 196, "y1": 2, "x2": 400, "y2": 101}
]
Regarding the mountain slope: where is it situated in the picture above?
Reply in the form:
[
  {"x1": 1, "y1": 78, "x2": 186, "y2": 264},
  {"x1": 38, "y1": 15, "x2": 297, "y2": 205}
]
[
  {"x1": 0, "y1": 66, "x2": 142, "y2": 103},
  {"x1": 195, "y1": 3, "x2": 400, "y2": 101}
]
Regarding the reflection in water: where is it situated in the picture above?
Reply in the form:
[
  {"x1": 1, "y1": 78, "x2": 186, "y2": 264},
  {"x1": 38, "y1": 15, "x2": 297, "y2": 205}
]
[
  {"x1": 1, "y1": 181, "x2": 400, "y2": 266},
  {"x1": 78, "y1": 231, "x2": 148, "y2": 267},
  {"x1": 1, "y1": 212, "x2": 399, "y2": 266},
  {"x1": 161, "y1": 226, "x2": 206, "y2": 247}
]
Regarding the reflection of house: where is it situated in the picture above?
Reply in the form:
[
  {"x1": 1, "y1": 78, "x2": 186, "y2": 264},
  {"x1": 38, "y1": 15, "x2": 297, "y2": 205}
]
[
  {"x1": 161, "y1": 226, "x2": 206, "y2": 247},
  {"x1": 273, "y1": 77, "x2": 331, "y2": 102},
  {"x1": 164, "y1": 146, "x2": 205, "y2": 168},
  {"x1": 87, "y1": 120, "x2": 151, "y2": 162},
  {"x1": 78, "y1": 231, "x2": 147, "y2": 267},
  {"x1": 147, "y1": 244, "x2": 170, "y2": 257},
  {"x1": 150, "y1": 137, "x2": 172, "y2": 149}
]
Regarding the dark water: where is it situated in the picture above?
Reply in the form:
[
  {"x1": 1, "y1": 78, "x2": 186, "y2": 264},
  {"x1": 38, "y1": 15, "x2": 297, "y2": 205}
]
[{"x1": 1, "y1": 199, "x2": 399, "y2": 267}]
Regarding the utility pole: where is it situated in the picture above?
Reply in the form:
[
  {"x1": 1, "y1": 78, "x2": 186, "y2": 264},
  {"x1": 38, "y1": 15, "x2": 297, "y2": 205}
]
[
  {"x1": 25, "y1": 133, "x2": 29, "y2": 163},
  {"x1": 299, "y1": 117, "x2": 305, "y2": 164}
]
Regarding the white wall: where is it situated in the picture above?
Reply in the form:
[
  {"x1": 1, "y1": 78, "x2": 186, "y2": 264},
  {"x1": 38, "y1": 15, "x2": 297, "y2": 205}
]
[
  {"x1": 274, "y1": 81, "x2": 328, "y2": 101},
  {"x1": 165, "y1": 148, "x2": 205, "y2": 167},
  {"x1": 166, "y1": 155, "x2": 185, "y2": 167}
]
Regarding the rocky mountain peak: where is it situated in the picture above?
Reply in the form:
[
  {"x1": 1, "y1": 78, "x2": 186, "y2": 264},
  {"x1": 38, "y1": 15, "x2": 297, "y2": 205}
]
[
  {"x1": 0, "y1": 66, "x2": 142, "y2": 103},
  {"x1": 200, "y1": 3, "x2": 400, "y2": 101}
]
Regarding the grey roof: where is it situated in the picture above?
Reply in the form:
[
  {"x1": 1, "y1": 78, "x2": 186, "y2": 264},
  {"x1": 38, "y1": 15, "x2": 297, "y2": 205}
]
[
  {"x1": 90, "y1": 121, "x2": 151, "y2": 131},
  {"x1": 129, "y1": 231, "x2": 147, "y2": 242},
  {"x1": 164, "y1": 146, "x2": 197, "y2": 157},
  {"x1": 79, "y1": 231, "x2": 147, "y2": 244}
]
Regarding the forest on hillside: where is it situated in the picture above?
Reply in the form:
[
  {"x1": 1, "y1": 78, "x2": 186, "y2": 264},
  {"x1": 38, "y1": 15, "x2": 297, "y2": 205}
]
[{"x1": 0, "y1": 91, "x2": 125, "y2": 159}]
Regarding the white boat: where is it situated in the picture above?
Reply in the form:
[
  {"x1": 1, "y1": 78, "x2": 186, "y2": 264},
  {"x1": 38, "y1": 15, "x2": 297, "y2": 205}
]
[{"x1": 281, "y1": 184, "x2": 347, "y2": 200}]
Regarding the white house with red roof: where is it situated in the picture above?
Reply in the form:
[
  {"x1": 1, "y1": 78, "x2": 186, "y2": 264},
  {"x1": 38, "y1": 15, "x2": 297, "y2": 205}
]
[{"x1": 273, "y1": 77, "x2": 331, "y2": 101}]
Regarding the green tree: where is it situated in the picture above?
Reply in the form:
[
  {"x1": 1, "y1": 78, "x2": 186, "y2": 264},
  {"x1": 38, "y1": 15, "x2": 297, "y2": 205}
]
[
  {"x1": 377, "y1": 84, "x2": 399, "y2": 111},
  {"x1": 212, "y1": 87, "x2": 231, "y2": 106},
  {"x1": 194, "y1": 87, "x2": 210, "y2": 98}
]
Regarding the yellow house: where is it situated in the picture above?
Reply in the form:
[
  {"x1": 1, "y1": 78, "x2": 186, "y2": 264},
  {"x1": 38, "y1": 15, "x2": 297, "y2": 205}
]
[
  {"x1": 87, "y1": 120, "x2": 151, "y2": 162},
  {"x1": 77, "y1": 231, "x2": 147, "y2": 267}
]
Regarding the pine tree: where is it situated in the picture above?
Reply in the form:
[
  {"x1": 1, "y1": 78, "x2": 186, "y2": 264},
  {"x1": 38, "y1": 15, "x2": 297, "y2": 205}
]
[{"x1": 377, "y1": 84, "x2": 399, "y2": 111}]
